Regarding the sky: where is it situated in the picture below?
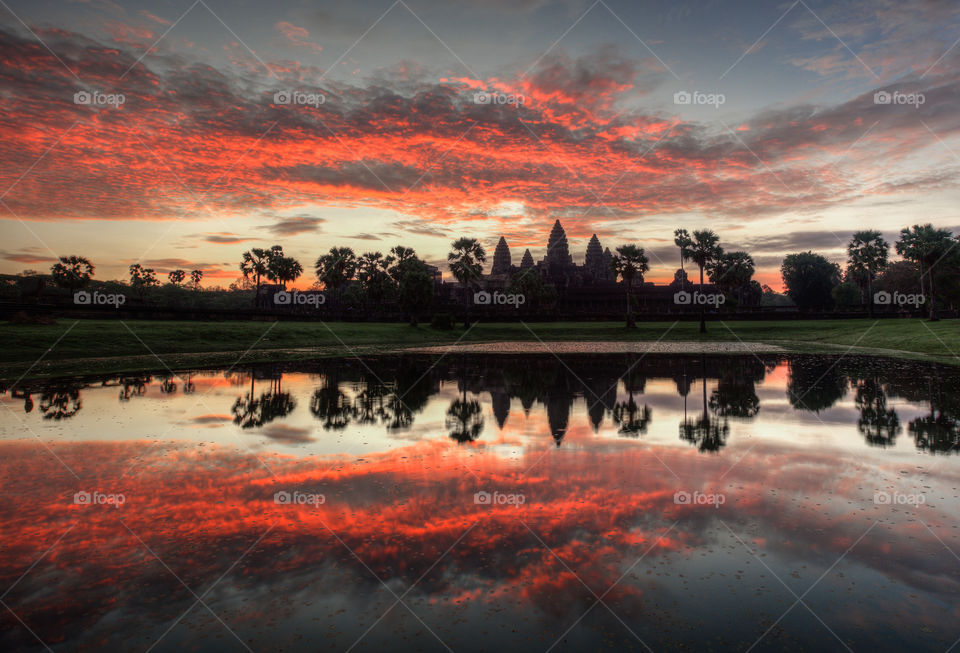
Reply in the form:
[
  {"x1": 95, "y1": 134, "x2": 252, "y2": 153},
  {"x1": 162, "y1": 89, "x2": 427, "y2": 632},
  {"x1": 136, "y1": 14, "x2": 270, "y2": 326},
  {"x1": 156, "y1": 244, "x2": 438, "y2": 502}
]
[{"x1": 1, "y1": 0, "x2": 959, "y2": 289}]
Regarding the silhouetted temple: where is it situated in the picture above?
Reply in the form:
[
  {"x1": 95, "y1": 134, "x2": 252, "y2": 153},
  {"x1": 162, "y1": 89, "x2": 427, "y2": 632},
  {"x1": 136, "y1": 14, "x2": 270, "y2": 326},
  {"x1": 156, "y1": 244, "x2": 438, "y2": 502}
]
[
  {"x1": 485, "y1": 220, "x2": 616, "y2": 287},
  {"x1": 435, "y1": 218, "x2": 759, "y2": 317}
]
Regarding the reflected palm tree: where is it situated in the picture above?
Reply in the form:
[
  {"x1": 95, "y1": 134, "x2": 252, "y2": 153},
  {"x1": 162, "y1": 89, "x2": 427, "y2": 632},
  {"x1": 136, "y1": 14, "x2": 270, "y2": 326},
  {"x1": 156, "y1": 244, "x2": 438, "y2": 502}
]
[
  {"x1": 911, "y1": 414, "x2": 959, "y2": 454},
  {"x1": 39, "y1": 384, "x2": 82, "y2": 420},
  {"x1": 159, "y1": 376, "x2": 177, "y2": 394},
  {"x1": 613, "y1": 362, "x2": 651, "y2": 437},
  {"x1": 309, "y1": 378, "x2": 355, "y2": 430},
  {"x1": 232, "y1": 374, "x2": 296, "y2": 429},
  {"x1": 910, "y1": 373, "x2": 959, "y2": 454},
  {"x1": 787, "y1": 359, "x2": 847, "y2": 412},
  {"x1": 679, "y1": 356, "x2": 729, "y2": 452},
  {"x1": 709, "y1": 378, "x2": 760, "y2": 418},
  {"x1": 354, "y1": 375, "x2": 389, "y2": 425},
  {"x1": 383, "y1": 360, "x2": 435, "y2": 431},
  {"x1": 118, "y1": 375, "x2": 151, "y2": 401},
  {"x1": 613, "y1": 395, "x2": 651, "y2": 437},
  {"x1": 446, "y1": 396, "x2": 484, "y2": 443},
  {"x1": 445, "y1": 358, "x2": 485, "y2": 444},
  {"x1": 383, "y1": 394, "x2": 414, "y2": 431},
  {"x1": 855, "y1": 375, "x2": 900, "y2": 447}
]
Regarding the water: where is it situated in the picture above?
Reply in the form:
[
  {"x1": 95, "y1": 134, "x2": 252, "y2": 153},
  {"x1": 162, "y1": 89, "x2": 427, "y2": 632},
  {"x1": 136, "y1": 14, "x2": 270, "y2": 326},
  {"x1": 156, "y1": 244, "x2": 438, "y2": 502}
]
[{"x1": 0, "y1": 353, "x2": 958, "y2": 652}]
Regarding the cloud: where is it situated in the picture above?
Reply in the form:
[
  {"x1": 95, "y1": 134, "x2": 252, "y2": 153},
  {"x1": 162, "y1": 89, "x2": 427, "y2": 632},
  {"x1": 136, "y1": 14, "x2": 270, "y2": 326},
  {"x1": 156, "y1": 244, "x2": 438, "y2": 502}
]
[
  {"x1": 274, "y1": 21, "x2": 323, "y2": 53},
  {"x1": 197, "y1": 232, "x2": 255, "y2": 244},
  {"x1": 260, "y1": 215, "x2": 326, "y2": 236},
  {"x1": 0, "y1": 249, "x2": 56, "y2": 265},
  {"x1": 0, "y1": 25, "x2": 958, "y2": 281},
  {"x1": 258, "y1": 423, "x2": 315, "y2": 443}
]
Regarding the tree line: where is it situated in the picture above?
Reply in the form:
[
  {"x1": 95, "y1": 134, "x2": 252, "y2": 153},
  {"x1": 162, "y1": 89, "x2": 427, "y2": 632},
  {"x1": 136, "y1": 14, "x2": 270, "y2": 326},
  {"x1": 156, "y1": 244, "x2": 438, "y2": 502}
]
[{"x1": 34, "y1": 222, "x2": 959, "y2": 325}]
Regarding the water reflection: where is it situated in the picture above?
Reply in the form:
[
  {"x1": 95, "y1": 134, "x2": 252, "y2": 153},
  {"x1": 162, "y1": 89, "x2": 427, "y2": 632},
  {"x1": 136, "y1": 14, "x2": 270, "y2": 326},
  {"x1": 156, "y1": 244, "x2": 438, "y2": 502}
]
[
  {"x1": 3, "y1": 354, "x2": 960, "y2": 455},
  {"x1": 2, "y1": 354, "x2": 960, "y2": 651},
  {"x1": 232, "y1": 372, "x2": 296, "y2": 429}
]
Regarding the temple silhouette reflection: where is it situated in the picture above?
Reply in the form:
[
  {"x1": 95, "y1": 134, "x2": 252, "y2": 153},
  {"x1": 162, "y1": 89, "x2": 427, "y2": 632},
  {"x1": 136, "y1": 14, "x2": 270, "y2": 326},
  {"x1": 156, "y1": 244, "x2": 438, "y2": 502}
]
[{"x1": 3, "y1": 354, "x2": 959, "y2": 454}]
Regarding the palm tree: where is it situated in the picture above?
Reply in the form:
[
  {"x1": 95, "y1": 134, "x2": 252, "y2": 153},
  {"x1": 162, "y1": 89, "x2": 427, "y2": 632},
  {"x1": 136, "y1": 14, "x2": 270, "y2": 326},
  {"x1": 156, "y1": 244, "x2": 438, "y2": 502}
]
[
  {"x1": 674, "y1": 229, "x2": 691, "y2": 274},
  {"x1": 50, "y1": 255, "x2": 94, "y2": 293},
  {"x1": 447, "y1": 238, "x2": 486, "y2": 327},
  {"x1": 681, "y1": 229, "x2": 723, "y2": 333},
  {"x1": 388, "y1": 245, "x2": 417, "y2": 282},
  {"x1": 357, "y1": 251, "x2": 396, "y2": 312},
  {"x1": 189, "y1": 269, "x2": 203, "y2": 290},
  {"x1": 847, "y1": 230, "x2": 888, "y2": 316},
  {"x1": 609, "y1": 244, "x2": 650, "y2": 328},
  {"x1": 315, "y1": 247, "x2": 357, "y2": 318},
  {"x1": 240, "y1": 246, "x2": 280, "y2": 297},
  {"x1": 708, "y1": 251, "x2": 755, "y2": 306},
  {"x1": 168, "y1": 269, "x2": 186, "y2": 286},
  {"x1": 128, "y1": 264, "x2": 158, "y2": 301},
  {"x1": 896, "y1": 224, "x2": 954, "y2": 320},
  {"x1": 268, "y1": 255, "x2": 303, "y2": 289}
]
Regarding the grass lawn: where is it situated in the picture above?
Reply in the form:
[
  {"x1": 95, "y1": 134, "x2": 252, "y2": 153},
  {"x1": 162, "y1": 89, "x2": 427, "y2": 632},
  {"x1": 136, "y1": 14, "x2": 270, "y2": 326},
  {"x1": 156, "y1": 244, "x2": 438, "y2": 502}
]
[{"x1": 1, "y1": 318, "x2": 958, "y2": 380}]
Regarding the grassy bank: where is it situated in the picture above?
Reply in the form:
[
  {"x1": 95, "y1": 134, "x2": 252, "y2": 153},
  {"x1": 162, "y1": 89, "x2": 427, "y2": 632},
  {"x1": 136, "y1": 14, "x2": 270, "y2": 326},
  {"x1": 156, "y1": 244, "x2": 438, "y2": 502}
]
[{"x1": 1, "y1": 318, "x2": 957, "y2": 380}]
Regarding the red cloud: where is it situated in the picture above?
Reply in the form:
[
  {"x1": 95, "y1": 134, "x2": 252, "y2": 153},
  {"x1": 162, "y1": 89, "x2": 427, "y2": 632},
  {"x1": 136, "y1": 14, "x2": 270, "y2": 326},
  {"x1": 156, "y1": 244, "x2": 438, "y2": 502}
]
[{"x1": 274, "y1": 21, "x2": 323, "y2": 53}]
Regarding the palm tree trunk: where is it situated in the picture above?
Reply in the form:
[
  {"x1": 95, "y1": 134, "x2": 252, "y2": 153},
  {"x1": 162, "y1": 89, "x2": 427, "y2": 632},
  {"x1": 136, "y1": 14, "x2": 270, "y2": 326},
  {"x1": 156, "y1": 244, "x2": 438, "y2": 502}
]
[
  {"x1": 625, "y1": 280, "x2": 635, "y2": 328},
  {"x1": 928, "y1": 269, "x2": 938, "y2": 321},
  {"x1": 867, "y1": 274, "x2": 873, "y2": 318},
  {"x1": 698, "y1": 265, "x2": 706, "y2": 334}
]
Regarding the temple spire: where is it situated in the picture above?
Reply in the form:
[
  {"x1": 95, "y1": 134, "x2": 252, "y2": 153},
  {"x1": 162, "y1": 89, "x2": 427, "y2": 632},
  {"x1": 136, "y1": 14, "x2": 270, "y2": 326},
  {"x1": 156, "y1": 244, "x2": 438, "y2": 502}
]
[
  {"x1": 520, "y1": 248, "x2": 534, "y2": 269},
  {"x1": 491, "y1": 236, "x2": 512, "y2": 275},
  {"x1": 545, "y1": 220, "x2": 573, "y2": 267}
]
